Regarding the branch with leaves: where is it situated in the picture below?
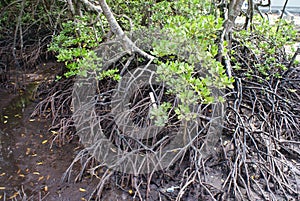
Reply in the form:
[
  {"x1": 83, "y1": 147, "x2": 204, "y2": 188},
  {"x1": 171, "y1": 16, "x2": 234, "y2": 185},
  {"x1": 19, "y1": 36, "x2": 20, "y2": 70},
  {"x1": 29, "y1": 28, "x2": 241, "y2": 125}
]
[{"x1": 80, "y1": 0, "x2": 155, "y2": 61}]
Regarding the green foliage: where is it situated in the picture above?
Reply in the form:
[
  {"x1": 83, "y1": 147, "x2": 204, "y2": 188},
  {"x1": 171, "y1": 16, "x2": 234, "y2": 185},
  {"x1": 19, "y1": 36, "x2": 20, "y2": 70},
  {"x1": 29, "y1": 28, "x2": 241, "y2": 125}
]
[
  {"x1": 149, "y1": 0, "x2": 233, "y2": 120},
  {"x1": 234, "y1": 17, "x2": 297, "y2": 79},
  {"x1": 48, "y1": 0, "x2": 234, "y2": 122},
  {"x1": 48, "y1": 15, "x2": 103, "y2": 78},
  {"x1": 150, "y1": 102, "x2": 172, "y2": 126}
]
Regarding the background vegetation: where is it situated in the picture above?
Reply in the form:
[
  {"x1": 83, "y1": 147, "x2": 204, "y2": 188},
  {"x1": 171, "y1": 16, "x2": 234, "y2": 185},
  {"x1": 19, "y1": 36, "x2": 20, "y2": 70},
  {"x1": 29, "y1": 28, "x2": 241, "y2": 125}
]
[{"x1": 0, "y1": 0, "x2": 299, "y2": 200}]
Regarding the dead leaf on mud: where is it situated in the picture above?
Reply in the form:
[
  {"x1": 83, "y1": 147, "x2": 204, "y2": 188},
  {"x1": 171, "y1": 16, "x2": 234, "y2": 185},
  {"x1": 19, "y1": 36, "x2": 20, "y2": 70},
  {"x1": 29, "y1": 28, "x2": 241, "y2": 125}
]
[{"x1": 8, "y1": 192, "x2": 19, "y2": 199}]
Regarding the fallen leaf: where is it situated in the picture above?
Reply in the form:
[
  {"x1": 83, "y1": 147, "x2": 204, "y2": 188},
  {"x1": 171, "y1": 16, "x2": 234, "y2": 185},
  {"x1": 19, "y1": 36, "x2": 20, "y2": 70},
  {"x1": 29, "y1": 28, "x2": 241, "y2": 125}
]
[
  {"x1": 51, "y1": 130, "x2": 58, "y2": 135},
  {"x1": 79, "y1": 188, "x2": 86, "y2": 192},
  {"x1": 36, "y1": 162, "x2": 43, "y2": 165},
  {"x1": 26, "y1": 148, "x2": 31, "y2": 155},
  {"x1": 3, "y1": 116, "x2": 8, "y2": 119},
  {"x1": 44, "y1": 186, "x2": 48, "y2": 191},
  {"x1": 3, "y1": 120, "x2": 7, "y2": 124},
  {"x1": 42, "y1": 140, "x2": 48, "y2": 144},
  {"x1": 128, "y1": 189, "x2": 134, "y2": 195},
  {"x1": 38, "y1": 176, "x2": 44, "y2": 181},
  {"x1": 29, "y1": 119, "x2": 35, "y2": 122},
  {"x1": 33, "y1": 172, "x2": 40, "y2": 175},
  {"x1": 19, "y1": 174, "x2": 25, "y2": 177},
  {"x1": 0, "y1": 173, "x2": 5, "y2": 176},
  {"x1": 14, "y1": 114, "x2": 20, "y2": 117},
  {"x1": 9, "y1": 192, "x2": 19, "y2": 199},
  {"x1": 0, "y1": 187, "x2": 5, "y2": 190}
]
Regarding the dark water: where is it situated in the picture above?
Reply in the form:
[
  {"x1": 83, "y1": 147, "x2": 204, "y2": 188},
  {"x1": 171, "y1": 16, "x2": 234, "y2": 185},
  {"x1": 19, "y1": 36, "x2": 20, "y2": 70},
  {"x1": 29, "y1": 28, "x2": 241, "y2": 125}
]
[{"x1": 0, "y1": 83, "x2": 38, "y2": 192}]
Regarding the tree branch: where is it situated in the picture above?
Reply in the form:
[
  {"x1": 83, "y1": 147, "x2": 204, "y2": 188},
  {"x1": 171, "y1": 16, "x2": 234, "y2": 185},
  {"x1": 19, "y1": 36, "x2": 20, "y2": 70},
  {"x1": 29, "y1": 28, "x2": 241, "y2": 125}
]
[{"x1": 97, "y1": 0, "x2": 155, "y2": 61}]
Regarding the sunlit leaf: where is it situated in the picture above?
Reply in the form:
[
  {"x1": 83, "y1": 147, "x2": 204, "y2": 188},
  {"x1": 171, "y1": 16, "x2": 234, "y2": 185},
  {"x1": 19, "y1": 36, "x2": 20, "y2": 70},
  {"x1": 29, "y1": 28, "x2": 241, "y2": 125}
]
[
  {"x1": 79, "y1": 188, "x2": 86, "y2": 192},
  {"x1": 0, "y1": 187, "x2": 5, "y2": 190},
  {"x1": 33, "y1": 172, "x2": 40, "y2": 175},
  {"x1": 42, "y1": 140, "x2": 48, "y2": 144}
]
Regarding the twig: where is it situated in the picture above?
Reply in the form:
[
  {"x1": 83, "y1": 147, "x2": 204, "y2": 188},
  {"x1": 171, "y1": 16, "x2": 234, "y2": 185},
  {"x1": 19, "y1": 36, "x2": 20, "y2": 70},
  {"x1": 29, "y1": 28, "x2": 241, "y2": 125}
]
[{"x1": 276, "y1": 0, "x2": 289, "y2": 33}]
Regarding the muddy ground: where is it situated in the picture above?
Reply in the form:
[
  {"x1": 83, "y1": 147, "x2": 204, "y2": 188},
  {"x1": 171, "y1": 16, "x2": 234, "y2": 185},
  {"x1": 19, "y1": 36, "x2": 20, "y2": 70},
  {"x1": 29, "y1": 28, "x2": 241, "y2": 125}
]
[{"x1": 0, "y1": 64, "x2": 100, "y2": 201}]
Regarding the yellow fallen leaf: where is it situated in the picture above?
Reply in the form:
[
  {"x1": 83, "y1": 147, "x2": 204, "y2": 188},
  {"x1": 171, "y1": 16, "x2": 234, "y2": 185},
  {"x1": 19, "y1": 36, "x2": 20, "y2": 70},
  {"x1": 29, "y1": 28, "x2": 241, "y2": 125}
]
[
  {"x1": 81, "y1": 198, "x2": 87, "y2": 201},
  {"x1": 79, "y1": 188, "x2": 86, "y2": 192},
  {"x1": 19, "y1": 174, "x2": 25, "y2": 177},
  {"x1": 3, "y1": 120, "x2": 7, "y2": 124},
  {"x1": 128, "y1": 189, "x2": 134, "y2": 195},
  {"x1": 42, "y1": 140, "x2": 48, "y2": 144},
  {"x1": 33, "y1": 172, "x2": 40, "y2": 175},
  {"x1": 0, "y1": 187, "x2": 5, "y2": 190},
  {"x1": 38, "y1": 176, "x2": 44, "y2": 181},
  {"x1": 9, "y1": 192, "x2": 19, "y2": 199},
  {"x1": 36, "y1": 162, "x2": 43, "y2": 165},
  {"x1": 14, "y1": 114, "x2": 21, "y2": 118},
  {"x1": 31, "y1": 154, "x2": 37, "y2": 157},
  {"x1": 26, "y1": 148, "x2": 31, "y2": 155},
  {"x1": 29, "y1": 119, "x2": 35, "y2": 122},
  {"x1": 44, "y1": 186, "x2": 48, "y2": 192},
  {"x1": 3, "y1": 116, "x2": 8, "y2": 119},
  {"x1": 0, "y1": 173, "x2": 5, "y2": 176},
  {"x1": 51, "y1": 130, "x2": 58, "y2": 135}
]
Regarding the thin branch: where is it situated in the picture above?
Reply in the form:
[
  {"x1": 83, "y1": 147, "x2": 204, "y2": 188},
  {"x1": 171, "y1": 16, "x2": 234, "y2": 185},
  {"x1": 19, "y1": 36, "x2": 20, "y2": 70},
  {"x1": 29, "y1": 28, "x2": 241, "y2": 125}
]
[{"x1": 98, "y1": 0, "x2": 155, "y2": 61}]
